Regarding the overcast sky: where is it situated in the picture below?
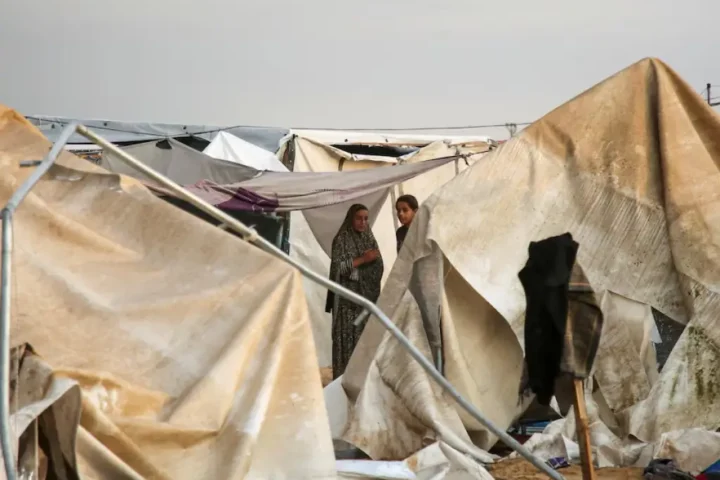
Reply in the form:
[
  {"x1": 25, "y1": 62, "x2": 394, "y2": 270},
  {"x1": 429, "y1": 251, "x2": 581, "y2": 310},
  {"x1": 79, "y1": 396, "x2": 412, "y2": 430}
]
[{"x1": 1, "y1": 0, "x2": 719, "y2": 139}]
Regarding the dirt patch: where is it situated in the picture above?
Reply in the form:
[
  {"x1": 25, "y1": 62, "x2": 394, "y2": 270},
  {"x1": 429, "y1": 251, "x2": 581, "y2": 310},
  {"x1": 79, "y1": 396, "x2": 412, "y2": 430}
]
[
  {"x1": 686, "y1": 325, "x2": 720, "y2": 402},
  {"x1": 320, "y1": 367, "x2": 333, "y2": 387},
  {"x1": 488, "y1": 459, "x2": 643, "y2": 480}
]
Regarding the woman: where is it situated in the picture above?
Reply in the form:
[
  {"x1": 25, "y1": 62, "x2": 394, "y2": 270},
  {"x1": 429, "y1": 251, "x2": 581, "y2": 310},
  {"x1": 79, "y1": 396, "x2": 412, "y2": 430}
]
[
  {"x1": 325, "y1": 204, "x2": 384, "y2": 379},
  {"x1": 395, "y1": 194, "x2": 419, "y2": 252}
]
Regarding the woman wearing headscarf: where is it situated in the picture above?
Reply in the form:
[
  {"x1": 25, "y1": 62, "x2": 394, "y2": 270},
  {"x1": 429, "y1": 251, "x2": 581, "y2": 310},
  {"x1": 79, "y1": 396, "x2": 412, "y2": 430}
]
[{"x1": 325, "y1": 204, "x2": 384, "y2": 379}]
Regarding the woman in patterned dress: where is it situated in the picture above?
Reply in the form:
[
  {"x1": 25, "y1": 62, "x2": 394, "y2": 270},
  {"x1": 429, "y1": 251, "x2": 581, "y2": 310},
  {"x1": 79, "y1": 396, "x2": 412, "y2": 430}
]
[{"x1": 325, "y1": 204, "x2": 384, "y2": 379}]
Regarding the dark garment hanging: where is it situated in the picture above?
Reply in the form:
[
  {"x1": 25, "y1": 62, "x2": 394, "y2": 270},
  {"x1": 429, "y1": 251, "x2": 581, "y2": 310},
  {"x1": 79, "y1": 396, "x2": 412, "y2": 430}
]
[
  {"x1": 396, "y1": 225, "x2": 409, "y2": 253},
  {"x1": 518, "y1": 232, "x2": 579, "y2": 406}
]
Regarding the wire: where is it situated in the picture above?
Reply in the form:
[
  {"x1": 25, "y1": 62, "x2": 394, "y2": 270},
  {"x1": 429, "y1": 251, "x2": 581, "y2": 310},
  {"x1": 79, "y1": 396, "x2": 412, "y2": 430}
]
[
  {"x1": 295, "y1": 122, "x2": 534, "y2": 132},
  {"x1": 25, "y1": 115, "x2": 534, "y2": 137}
]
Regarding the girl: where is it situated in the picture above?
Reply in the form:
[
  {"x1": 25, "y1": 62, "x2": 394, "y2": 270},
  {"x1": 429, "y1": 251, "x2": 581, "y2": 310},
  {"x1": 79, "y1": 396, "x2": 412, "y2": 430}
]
[{"x1": 395, "y1": 194, "x2": 419, "y2": 252}]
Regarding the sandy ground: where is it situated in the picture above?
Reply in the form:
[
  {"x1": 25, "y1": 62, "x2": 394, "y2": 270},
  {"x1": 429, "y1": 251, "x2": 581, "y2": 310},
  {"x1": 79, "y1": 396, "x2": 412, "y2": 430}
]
[{"x1": 489, "y1": 459, "x2": 643, "y2": 480}]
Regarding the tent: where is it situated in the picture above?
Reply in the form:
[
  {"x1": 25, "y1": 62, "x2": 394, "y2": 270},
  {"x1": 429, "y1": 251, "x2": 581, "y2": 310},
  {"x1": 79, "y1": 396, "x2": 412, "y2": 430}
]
[
  {"x1": 100, "y1": 135, "x2": 490, "y2": 367},
  {"x1": 278, "y1": 134, "x2": 492, "y2": 367},
  {"x1": 0, "y1": 105, "x2": 336, "y2": 479},
  {"x1": 288, "y1": 129, "x2": 493, "y2": 149},
  {"x1": 203, "y1": 131, "x2": 289, "y2": 172},
  {"x1": 102, "y1": 138, "x2": 259, "y2": 185},
  {"x1": 333, "y1": 58, "x2": 720, "y2": 475}
]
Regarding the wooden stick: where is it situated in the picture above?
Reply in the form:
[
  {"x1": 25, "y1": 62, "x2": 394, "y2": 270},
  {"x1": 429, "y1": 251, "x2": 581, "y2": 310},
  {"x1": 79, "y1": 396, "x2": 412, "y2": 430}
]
[{"x1": 572, "y1": 378, "x2": 596, "y2": 480}]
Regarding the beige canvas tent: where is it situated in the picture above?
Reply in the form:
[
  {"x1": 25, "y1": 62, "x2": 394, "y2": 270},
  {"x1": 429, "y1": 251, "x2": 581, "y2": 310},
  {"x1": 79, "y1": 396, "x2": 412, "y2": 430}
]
[
  {"x1": 0, "y1": 106, "x2": 336, "y2": 479},
  {"x1": 331, "y1": 58, "x2": 720, "y2": 475}
]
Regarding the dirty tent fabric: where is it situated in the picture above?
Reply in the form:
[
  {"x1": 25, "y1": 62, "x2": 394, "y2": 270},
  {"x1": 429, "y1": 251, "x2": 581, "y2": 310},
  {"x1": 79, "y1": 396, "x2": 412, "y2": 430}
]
[
  {"x1": 0, "y1": 105, "x2": 336, "y2": 479},
  {"x1": 334, "y1": 58, "x2": 720, "y2": 473}
]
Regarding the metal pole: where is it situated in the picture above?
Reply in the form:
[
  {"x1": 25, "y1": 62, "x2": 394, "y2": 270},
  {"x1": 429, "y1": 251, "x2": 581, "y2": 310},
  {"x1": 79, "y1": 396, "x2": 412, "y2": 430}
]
[
  {"x1": 6, "y1": 123, "x2": 79, "y2": 211},
  {"x1": 0, "y1": 122, "x2": 79, "y2": 480},
  {"x1": 77, "y1": 125, "x2": 563, "y2": 480},
  {"x1": 0, "y1": 212, "x2": 14, "y2": 480}
]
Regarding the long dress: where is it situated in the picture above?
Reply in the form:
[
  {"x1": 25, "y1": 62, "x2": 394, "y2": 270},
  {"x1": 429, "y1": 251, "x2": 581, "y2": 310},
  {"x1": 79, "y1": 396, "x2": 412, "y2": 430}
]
[{"x1": 325, "y1": 225, "x2": 384, "y2": 379}]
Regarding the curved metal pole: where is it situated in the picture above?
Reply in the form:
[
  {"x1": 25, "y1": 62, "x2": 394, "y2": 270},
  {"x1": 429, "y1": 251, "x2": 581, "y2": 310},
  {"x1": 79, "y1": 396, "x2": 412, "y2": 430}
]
[
  {"x1": 78, "y1": 125, "x2": 563, "y2": 480},
  {"x1": 0, "y1": 122, "x2": 79, "y2": 480}
]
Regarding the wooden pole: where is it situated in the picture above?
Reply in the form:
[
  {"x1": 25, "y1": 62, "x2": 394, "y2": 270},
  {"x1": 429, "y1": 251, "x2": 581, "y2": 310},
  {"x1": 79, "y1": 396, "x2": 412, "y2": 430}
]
[{"x1": 572, "y1": 378, "x2": 596, "y2": 480}]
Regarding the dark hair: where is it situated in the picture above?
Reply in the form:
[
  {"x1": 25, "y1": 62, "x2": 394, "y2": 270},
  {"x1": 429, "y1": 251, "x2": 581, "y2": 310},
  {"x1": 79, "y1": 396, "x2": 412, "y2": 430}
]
[
  {"x1": 343, "y1": 203, "x2": 369, "y2": 227},
  {"x1": 395, "y1": 194, "x2": 419, "y2": 211},
  {"x1": 347, "y1": 203, "x2": 368, "y2": 216}
]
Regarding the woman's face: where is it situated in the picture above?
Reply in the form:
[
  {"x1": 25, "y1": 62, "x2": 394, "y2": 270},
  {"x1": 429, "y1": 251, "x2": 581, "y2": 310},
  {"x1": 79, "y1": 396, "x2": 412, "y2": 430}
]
[
  {"x1": 352, "y1": 209, "x2": 369, "y2": 233},
  {"x1": 396, "y1": 201, "x2": 416, "y2": 226}
]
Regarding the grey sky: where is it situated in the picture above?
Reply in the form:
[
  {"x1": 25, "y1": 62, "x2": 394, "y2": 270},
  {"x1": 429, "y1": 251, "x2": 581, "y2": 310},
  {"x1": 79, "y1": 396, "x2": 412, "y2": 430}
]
[{"x1": 2, "y1": 0, "x2": 718, "y2": 139}]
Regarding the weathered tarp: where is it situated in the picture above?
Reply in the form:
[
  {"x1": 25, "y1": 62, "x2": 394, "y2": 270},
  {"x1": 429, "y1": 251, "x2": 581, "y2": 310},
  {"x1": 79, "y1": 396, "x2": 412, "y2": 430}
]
[
  {"x1": 1, "y1": 344, "x2": 82, "y2": 479},
  {"x1": 338, "y1": 57, "x2": 720, "y2": 469},
  {"x1": 186, "y1": 156, "x2": 458, "y2": 216},
  {"x1": 28, "y1": 115, "x2": 288, "y2": 152},
  {"x1": 204, "y1": 131, "x2": 289, "y2": 172},
  {"x1": 0, "y1": 105, "x2": 335, "y2": 479},
  {"x1": 101, "y1": 138, "x2": 259, "y2": 186}
]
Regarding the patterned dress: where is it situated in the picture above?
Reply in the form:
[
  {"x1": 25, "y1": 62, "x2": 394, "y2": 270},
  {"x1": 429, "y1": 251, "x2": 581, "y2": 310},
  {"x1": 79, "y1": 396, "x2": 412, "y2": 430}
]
[{"x1": 325, "y1": 209, "x2": 384, "y2": 379}]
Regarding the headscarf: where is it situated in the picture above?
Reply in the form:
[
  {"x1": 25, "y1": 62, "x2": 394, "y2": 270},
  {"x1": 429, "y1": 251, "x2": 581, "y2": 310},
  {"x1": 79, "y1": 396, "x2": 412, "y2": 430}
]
[{"x1": 325, "y1": 204, "x2": 384, "y2": 313}]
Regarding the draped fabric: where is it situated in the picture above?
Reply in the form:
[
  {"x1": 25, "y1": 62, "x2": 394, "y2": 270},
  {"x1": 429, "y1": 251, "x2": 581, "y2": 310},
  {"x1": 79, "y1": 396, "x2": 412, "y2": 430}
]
[
  {"x1": 339, "y1": 58, "x2": 720, "y2": 464},
  {"x1": 0, "y1": 105, "x2": 336, "y2": 479}
]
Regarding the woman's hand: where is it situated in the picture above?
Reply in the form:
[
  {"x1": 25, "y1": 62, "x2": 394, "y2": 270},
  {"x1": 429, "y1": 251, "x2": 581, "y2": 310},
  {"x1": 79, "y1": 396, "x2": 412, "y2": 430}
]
[
  {"x1": 363, "y1": 249, "x2": 380, "y2": 263},
  {"x1": 352, "y1": 249, "x2": 380, "y2": 268}
]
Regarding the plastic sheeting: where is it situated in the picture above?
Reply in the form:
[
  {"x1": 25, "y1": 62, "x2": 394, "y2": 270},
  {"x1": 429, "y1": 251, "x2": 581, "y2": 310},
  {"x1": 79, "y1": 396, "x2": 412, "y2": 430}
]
[
  {"x1": 336, "y1": 442, "x2": 496, "y2": 479},
  {"x1": 186, "y1": 156, "x2": 458, "y2": 218},
  {"x1": 340, "y1": 58, "x2": 720, "y2": 468},
  {"x1": 204, "y1": 131, "x2": 289, "y2": 172},
  {"x1": 0, "y1": 105, "x2": 336, "y2": 479},
  {"x1": 27, "y1": 115, "x2": 288, "y2": 152},
  {"x1": 101, "y1": 138, "x2": 259, "y2": 185}
]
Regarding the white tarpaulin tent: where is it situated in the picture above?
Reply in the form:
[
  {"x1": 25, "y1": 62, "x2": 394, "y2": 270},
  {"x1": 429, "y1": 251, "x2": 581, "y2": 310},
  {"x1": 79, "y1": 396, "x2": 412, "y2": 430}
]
[{"x1": 203, "y1": 131, "x2": 289, "y2": 172}]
